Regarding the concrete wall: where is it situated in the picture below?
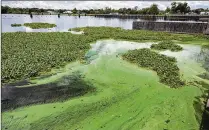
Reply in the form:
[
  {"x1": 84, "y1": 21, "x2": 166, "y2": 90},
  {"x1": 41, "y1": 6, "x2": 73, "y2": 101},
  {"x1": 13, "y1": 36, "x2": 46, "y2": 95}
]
[
  {"x1": 95, "y1": 14, "x2": 209, "y2": 21},
  {"x1": 133, "y1": 21, "x2": 209, "y2": 34},
  {"x1": 204, "y1": 25, "x2": 209, "y2": 35}
]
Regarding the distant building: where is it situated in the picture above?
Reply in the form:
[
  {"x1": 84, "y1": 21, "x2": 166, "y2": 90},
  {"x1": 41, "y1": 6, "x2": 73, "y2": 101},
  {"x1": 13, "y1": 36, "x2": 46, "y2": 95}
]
[
  {"x1": 200, "y1": 11, "x2": 209, "y2": 15},
  {"x1": 110, "y1": 13, "x2": 119, "y2": 15},
  {"x1": 95, "y1": 11, "x2": 100, "y2": 14},
  {"x1": 185, "y1": 12, "x2": 197, "y2": 15},
  {"x1": 31, "y1": 12, "x2": 37, "y2": 15},
  {"x1": 47, "y1": 11, "x2": 57, "y2": 15},
  {"x1": 63, "y1": 11, "x2": 73, "y2": 14},
  {"x1": 80, "y1": 12, "x2": 86, "y2": 15}
]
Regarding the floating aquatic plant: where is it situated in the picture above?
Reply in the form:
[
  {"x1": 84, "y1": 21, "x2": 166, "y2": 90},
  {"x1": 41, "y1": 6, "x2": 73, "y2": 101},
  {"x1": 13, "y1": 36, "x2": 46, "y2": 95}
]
[
  {"x1": 122, "y1": 48, "x2": 184, "y2": 88},
  {"x1": 2, "y1": 27, "x2": 207, "y2": 83},
  {"x1": 11, "y1": 23, "x2": 22, "y2": 27},
  {"x1": 2, "y1": 32, "x2": 92, "y2": 83},
  {"x1": 23, "y1": 23, "x2": 56, "y2": 29},
  {"x1": 151, "y1": 40, "x2": 183, "y2": 51}
]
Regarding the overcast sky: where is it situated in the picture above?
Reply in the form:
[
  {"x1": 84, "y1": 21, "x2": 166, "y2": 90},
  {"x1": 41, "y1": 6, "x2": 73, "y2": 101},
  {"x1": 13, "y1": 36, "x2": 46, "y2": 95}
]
[{"x1": 2, "y1": 1, "x2": 209, "y2": 10}]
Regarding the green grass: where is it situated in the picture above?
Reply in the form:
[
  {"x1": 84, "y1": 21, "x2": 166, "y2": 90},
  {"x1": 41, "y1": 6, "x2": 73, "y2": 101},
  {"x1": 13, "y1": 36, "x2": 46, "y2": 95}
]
[
  {"x1": 11, "y1": 23, "x2": 22, "y2": 27},
  {"x1": 2, "y1": 27, "x2": 209, "y2": 84},
  {"x1": 2, "y1": 56, "x2": 205, "y2": 130},
  {"x1": 23, "y1": 23, "x2": 56, "y2": 29},
  {"x1": 151, "y1": 40, "x2": 183, "y2": 51},
  {"x1": 122, "y1": 48, "x2": 184, "y2": 88}
]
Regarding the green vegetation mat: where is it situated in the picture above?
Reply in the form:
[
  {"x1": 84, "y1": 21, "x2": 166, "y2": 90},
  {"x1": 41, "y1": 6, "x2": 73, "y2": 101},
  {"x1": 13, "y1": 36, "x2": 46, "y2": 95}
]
[
  {"x1": 2, "y1": 27, "x2": 208, "y2": 84},
  {"x1": 151, "y1": 40, "x2": 183, "y2": 51},
  {"x1": 122, "y1": 48, "x2": 184, "y2": 88},
  {"x1": 2, "y1": 27, "x2": 209, "y2": 130},
  {"x1": 11, "y1": 23, "x2": 22, "y2": 27},
  {"x1": 23, "y1": 22, "x2": 56, "y2": 29}
]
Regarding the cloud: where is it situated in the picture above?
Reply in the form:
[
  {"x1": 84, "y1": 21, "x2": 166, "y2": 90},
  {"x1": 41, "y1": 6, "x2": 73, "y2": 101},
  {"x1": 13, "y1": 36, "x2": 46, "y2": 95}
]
[{"x1": 2, "y1": 1, "x2": 209, "y2": 10}]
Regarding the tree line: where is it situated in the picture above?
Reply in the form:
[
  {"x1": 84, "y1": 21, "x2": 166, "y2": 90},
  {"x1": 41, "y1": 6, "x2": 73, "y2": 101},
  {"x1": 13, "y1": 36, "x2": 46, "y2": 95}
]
[{"x1": 2, "y1": 2, "x2": 209, "y2": 15}]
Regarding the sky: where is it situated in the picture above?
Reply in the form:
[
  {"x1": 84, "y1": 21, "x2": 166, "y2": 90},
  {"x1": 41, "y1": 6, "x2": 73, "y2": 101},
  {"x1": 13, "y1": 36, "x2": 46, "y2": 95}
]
[{"x1": 2, "y1": 1, "x2": 209, "y2": 10}]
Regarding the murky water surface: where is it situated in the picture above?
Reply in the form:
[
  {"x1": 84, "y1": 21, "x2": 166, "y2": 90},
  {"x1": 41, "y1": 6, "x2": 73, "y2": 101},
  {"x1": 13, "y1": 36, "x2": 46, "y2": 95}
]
[
  {"x1": 2, "y1": 14, "x2": 202, "y2": 32},
  {"x1": 2, "y1": 14, "x2": 135, "y2": 32}
]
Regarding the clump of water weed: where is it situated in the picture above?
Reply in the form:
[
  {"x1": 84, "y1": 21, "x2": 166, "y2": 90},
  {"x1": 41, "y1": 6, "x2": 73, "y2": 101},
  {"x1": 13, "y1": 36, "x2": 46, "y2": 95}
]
[
  {"x1": 122, "y1": 48, "x2": 184, "y2": 88},
  {"x1": 3, "y1": 27, "x2": 206, "y2": 83},
  {"x1": 198, "y1": 72, "x2": 209, "y2": 80},
  {"x1": 69, "y1": 28, "x2": 84, "y2": 32},
  {"x1": 11, "y1": 23, "x2": 22, "y2": 27},
  {"x1": 23, "y1": 23, "x2": 56, "y2": 29},
  {"x1": 151, "y1": 41, "x2": 183, "y2": 51}
]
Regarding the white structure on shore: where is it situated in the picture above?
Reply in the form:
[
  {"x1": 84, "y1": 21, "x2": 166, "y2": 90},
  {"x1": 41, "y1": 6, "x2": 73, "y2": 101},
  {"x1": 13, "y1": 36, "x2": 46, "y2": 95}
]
[
  {"x1": 200, "y1": 11, "x2": 209, "y2": 15},
  {"x1": 63, "y1": 11, "x2": 73, "y2": 14},
  {"x1": 47, "y1": 11, "x2": 57, "y2": 15},
  {"x1": 110, "y1": 13, "x2": 119, "y2": 15}
]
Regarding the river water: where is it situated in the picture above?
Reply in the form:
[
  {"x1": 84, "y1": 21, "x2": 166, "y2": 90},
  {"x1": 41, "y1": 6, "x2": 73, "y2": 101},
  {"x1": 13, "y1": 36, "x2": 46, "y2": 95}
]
[
  {"x1": 2, "y1": 14, "x2": 201, "y2": 32},
  {"x1": 2, "y1": 14, "x2": 135, "y2": 32}
]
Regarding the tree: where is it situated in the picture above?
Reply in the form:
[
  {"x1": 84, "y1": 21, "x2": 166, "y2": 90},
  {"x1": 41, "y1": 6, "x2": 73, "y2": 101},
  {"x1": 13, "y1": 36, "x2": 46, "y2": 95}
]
[
  {"x1": 104, "y1": 7, "x2": 111, "y2": 14},
  {"x1": 141, "y1": 8, "x2": 150, "y2": 14},
  {"x1": 29, "y1": 9, "x2": 32, "y2": 14},
  {"x1": 178, "y1": 2, "x2": 190, "y2": 14},
  {"x1": 194, "y1": 8, "x2": 204, "y2": 14},
  {"x1": 2, "y1": 6, "x2": 10, "y2": 14},
  {"x1": 118, "y1": 8, "x2": 126, "y2": 14},
  {"x1": 165, "y1": 7, "x2": 171, "y2": 13},
  {"x1": 40, "y1": 8, "x2": 44, "y2": 13},
  {"x1": 171, "y1": 2, "x2": 177, "y2": 13},
  {"x1": 72, "y1": 8, "x2": 77, "y2": 14},
  {"x1": 170, "y1": 2, "x2": 191, "y2": 14},
  {"x1": 149, "y1": 4, "x2": 159, "y2": 15}
]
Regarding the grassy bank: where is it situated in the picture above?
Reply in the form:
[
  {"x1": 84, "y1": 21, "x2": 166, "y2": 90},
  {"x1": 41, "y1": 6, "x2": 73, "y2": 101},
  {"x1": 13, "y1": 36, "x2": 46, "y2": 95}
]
[{"x1": 2, "y1": 27, "x2": 209, "y2": 84}]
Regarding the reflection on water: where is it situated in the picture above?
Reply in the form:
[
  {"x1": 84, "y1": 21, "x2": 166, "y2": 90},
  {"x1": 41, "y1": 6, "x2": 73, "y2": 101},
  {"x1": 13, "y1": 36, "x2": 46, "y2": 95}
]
[
  {"x1": 85, "y1": 40, "x2": 154, "y2": 63},
  {"x1": 160, "y1": 45, "x2": 209, "y2": 72},
  {"x1": 69, "y1": 31, "x2": 84, "y2": 34},
  {"x1": 2, "y1": 14, "x2": 135, "y2": 32},
  {"x1": 198, "y1": 48, "x2": 209, "y2": 72},
  {"x1": 160, "y1": 44, "x2": 202, "y2": 62},
  {"x1": 3, "y1": 14, "x2": 203, "y2": 33},
  {"x1": 89, "y1": 40, "x2": 154, "y2": 55},
  {"x1": 85, "y1": 40, "x2": 209, "y2": 80},
  {"x1": 85, "y1": 40, "x2": 209, "y2": 67}
]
